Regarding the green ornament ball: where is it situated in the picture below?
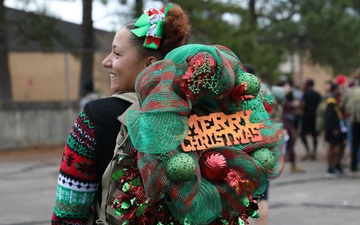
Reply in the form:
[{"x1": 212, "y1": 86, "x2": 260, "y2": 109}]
[
  {"x1": 237, "y1": 72, "x2": 260, "y2": 96},
  {"x1": 166, "y1": 153, "x2": 196, "y2": 183},
  {"x1": 251, "y1": 147, "x2": 276, "y2": 170}
]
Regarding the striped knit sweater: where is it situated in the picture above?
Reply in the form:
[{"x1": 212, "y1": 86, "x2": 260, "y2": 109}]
[{"x1": 51, "y1": 97, "x2": 130, "y2": 225}]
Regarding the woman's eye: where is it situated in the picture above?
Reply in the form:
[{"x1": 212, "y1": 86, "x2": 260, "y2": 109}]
[{"x1": 114, "y1": 51, "x2": 120, "y2": 56}]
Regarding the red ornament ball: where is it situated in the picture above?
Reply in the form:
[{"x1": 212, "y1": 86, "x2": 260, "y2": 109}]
[{"x1": 199, "y1": 151, "x2": 230, "y2": 183}]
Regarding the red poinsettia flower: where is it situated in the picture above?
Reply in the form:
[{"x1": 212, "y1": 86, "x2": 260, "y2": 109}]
[{"x1": 231, "y1": 81, "x2": 255, "y2": 102}]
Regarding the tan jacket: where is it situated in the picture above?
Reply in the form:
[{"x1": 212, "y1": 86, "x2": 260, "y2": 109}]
[{"x1": 343, "y1": 86, "x2": 360, "y2": 123}]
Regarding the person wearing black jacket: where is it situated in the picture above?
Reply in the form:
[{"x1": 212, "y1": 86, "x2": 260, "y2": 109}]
[{"x1": 324, "y1": 83, "x2": 346, "y2": 178}]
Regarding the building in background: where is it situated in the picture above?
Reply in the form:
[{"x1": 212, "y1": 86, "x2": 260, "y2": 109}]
[
  {"x1": 0, "y1": 8, "x2": 115, "y2": 150},
  {"x1": 6, "y1": 7, "x2": 114, "y2": 103},
  {"x1": 279, "y1": 53, "x2": 332, "y2": 95}
]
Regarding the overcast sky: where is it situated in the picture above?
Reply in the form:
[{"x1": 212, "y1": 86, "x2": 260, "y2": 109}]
[{"x1": 4, "y1": 0, "x2": 161, "y2": 32}]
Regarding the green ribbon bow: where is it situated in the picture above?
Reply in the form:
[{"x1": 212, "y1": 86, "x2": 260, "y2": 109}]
[{"x1": 131, "y1": 5, "x2": 172, "y2": 49}]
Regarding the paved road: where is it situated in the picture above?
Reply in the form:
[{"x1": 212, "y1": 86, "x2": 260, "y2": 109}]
[{"x1": 0, "y1": 142, "x2": 358, "y2": 225}]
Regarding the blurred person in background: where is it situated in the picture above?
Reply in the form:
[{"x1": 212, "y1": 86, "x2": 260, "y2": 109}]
[
  {"x1": 323, "y1": 83, "x2": 347, "y2": 178},
  {"x1": 316, "y1": 80, "x2": 334, "y2": 135},
  {"x1": 281, "y1": 80, "x2": 305, "y2": 173},
  {"x1": 299, "y1": 79, "x2": 322, "y2": 161},
  {"x1": 342, "y1": 71, "x2": 360, "y2": 177},
  {"x1": 79, "y1": 80, "x2": 100, "y2": 110},
  {"x1": 335, "y1": 74, "x2": 348, "y2": 104}
]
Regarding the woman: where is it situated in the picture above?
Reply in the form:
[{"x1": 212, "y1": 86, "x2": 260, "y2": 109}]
[
  {"x1": 324, "y1": 83, "x2": 347, "y2": 178},
  {"x1": 51, "y1": 4, "x2": 191, "y2": 224},
  {"x1": 281, "y1": 81, "x2": 304, "y2": 173}
]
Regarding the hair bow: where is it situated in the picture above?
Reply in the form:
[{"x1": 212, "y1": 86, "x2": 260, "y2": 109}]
[{"x1": 131, "y1": 5, "x2": 172, "y2": 49}]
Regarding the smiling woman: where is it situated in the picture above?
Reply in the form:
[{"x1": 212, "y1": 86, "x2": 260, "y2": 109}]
[{"x1": 50, "y1": 3, "x2": 191, "y2": 225}]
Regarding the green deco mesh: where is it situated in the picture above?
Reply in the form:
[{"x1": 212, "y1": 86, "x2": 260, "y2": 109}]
[{"x1": 127, "y1": 44, "x2": 285, "y2": 224}]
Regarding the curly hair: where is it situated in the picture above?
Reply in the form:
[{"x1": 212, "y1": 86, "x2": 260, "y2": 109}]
[{"x1": 124, "y1": 4, "x2": 191, "y2": 60}]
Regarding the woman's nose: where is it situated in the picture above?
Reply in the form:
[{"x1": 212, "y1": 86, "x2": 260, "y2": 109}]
[{"x1": 102, "y1": 55, "x2": 111, "y2": 68}]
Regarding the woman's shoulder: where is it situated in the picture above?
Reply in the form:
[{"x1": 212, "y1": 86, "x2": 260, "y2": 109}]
[
  {"x1": 84, "y1": 96, "x2": 132, "y2": 120},
  {"x1": 325, "y1": 97, "x2": 337, "y2": 105},
  {"x1": 88, "y1": 95, "x2": 132, "y2": 107}
]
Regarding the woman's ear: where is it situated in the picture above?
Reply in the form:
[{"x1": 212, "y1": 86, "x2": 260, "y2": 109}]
[{"x1": 146, "y1": 56, "x2": 158, "y2": 67}]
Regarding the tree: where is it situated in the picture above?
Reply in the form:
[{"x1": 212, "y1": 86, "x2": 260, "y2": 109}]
[
  {"x1": 300, "y1": 0, "x2": 360, "y2": 75},
  {"x1": 0, "y1": 0, "x2": 12, "y2": 102},
  {"x1": 79, "y1": 0, "x2": 94, "y2": 97},
  {"x1": 79, "y1": 0, "x2": 140, "y2": 97},
  {"x1": 258, "y1": 0, "x2": 360, "y2": 76},
  {"x1": 165, "y1": 0, "x2": 285, "y2": 82},
  {"x1": 1, "y1": 0, "x2": 90, "y2": 103},
  {"x1": 169, "y1": 0, "x2": 360, "y2": 79},
  {"x1": 2, "y1": 0, "x2": 139, "y2": 101},
  {"x1": 134, "y1": 0, "x2": 143, "y2": 18},
  {"x1": 0, "y1": 0, "x2": 76, "y2": 102}
]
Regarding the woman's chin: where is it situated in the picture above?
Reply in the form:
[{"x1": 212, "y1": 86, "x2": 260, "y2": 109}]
[{"x1": 110, "y1": 84, "x2": 121, "y2": 94}]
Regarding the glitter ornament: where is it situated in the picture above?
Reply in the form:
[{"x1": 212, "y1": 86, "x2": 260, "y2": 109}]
[
  {"x1": 199, "y1": 151, "x2": 230, "y2": 183},
  {"x1": 251, "y1": 147, "x2": 276, "y2": 170},
  {"x1": 237, "y1": 72, "x2": 260, "y2": 96},
  {"x1": 166, "y1": 153, "x2": 196, "y2": 182}
]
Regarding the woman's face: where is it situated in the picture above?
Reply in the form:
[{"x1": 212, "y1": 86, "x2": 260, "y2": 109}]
[
  {"x1": 324, "y1": 81, "x2": 332, "y2": 93},
  {"x1": 283, "y1": 82, "x2": 291, "y2": 93},
  {"x1": 102, "y1": 27, "x2": 150, "y2": 93}
]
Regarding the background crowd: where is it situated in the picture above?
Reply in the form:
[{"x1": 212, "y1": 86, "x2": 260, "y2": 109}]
[
  {"x1": 246, "y1": 69, "x2": 360, "y2": 225},
  {"x1": 259, "y1": 71, "x2": 360, "y2": 179}
]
